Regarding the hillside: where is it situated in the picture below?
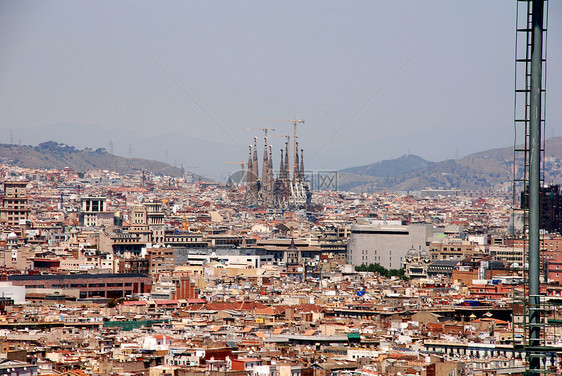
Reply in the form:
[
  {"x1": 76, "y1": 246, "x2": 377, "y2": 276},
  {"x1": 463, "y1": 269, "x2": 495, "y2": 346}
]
[
  {"x1": 11, "y1": 124, "x2": 243, "y2": 179},
  {"x1": 338, "y1": 137, "x2": 562, "y2": 192},
  {"x1": 0, "y1": 141, "x2": 192, "y2": 177},
  {"x1": 342, "y1": 154, "x2": 434, "y2": 178}
]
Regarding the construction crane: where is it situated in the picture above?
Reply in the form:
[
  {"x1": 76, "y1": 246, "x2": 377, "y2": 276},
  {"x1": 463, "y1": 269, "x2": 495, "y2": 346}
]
[
  {"x1": 269, "y1": 134, "x2": 291, "y2": 142},
  {"x1": 225, "y1": 160, "x2": 247, "y2": 170},
  {"x1": 246, "y1": 127, "x2": 275, "y2": 138},
  {"x1": 260, "y1": 118, "x2": 305, "y2": 181}
]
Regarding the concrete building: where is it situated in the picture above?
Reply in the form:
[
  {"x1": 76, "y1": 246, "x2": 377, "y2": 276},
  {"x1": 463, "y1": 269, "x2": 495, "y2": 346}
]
[
  {"x1": 147, "y1": 246, "x2": 175, "y2": 275},
  {"x1": 117, "y1": 257, "x2": 149, "y2": 275},
  {"x1": 231, "y1": 358, "x2": 263, "y2": 376},
  {"x1": 129, "y1": 201, "x2": 165, "y2": 245},
  {"x1": 8, "y1": 273, "x2": 151, "y2": 299},
  {"x1": 150, "y1": 274, "x2": 197, "y2": 300},
  {"x1": 0, "y1": 282, "x2": 26, "y2": 304},
  {"x1": 80, "y1": 196, "x2": 113, "y2": 227},
  {"x1": 179, "y1": 252, "x2": 273, "y2": 268},
  {"x1": 347, "y1": 223, "x2": 433, "y2": 269},
  {"x1": 0, "y1": 239, "x2": 33, "y2": 271},
  {"x1": 145, "y1": 201, "x2": 165, "y2": 245},
  {"x1": 129, "y1": 205, "x2": 152, "y2": 242},
  {"x1": 0, "y1": 360, "x2": 38, "y2": 376},
  {"x1": 546, "y1": 253, "x2": 562, "y2": 284},
  {"x1": 111, "y1": 233, "x2": 144, "y2": 255},
  {"x1": 0, "y1": 181, "x2": 29, "y2": 229},
  {"x1": 521, "y1": 184, "x2": 562, "y2": 234},
  {"x1": 489, "y1": 245, "x2": 524, "y2": 268},
  {"x1": 429, "y1": 240, "x2": 484, "y2": 261}
]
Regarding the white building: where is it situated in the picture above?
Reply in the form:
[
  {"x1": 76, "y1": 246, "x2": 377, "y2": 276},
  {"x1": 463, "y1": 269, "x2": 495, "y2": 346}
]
[
  {"x1": 347, "y1": 223, "x2": 433, "y2": 269},
  {"x1": 0, "y1": 282, "x2": 25, "y2": 304},
  {"x1": 185, "y1": 253, "x2": 273, "y2": 268},
  {"x1": 141, "y1": 334, "x2": 173, "y2": 351}
]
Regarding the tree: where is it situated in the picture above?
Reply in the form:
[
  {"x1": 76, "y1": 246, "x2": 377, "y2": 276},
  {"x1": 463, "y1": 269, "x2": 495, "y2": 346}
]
[{"x1": 355, "y1": 263, "x2": 409, "y2": 281}]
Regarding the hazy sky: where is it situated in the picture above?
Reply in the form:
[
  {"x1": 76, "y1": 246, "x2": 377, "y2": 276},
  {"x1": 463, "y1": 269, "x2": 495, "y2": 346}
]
[{"x1": 1, "y1": 1, "x2": 561, "y2": 177}]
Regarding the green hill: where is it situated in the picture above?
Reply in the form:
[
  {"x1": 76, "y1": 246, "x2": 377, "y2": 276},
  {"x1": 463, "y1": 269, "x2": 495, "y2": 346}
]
[
  {"x1": 342, "y1": 154, "x2": 433, "y2": 178},
  {"x1": 0, "y1": 141, "x2": 189, "y2": 177},
  {"x1": 338, "y1": 137, "x2": 562, "y2": 192}
]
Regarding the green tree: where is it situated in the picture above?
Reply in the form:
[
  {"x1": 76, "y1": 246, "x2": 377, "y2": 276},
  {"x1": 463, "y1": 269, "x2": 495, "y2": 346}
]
[{"x1": 355, "y1": 263, "x2": 409, "y2": 281}]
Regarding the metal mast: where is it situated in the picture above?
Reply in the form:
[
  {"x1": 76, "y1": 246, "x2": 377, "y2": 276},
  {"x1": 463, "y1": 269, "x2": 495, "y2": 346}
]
[
  {"x1": 527, "y1": 1, "x2": 544, "y2": 373},
  {"x1": 513, "y1": 0, "x2": 550, "y2": 374}
]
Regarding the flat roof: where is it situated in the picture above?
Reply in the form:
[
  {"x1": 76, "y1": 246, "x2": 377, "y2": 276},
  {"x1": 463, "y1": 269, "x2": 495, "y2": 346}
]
[
  {"x1": 429, "y1": 260, "x2": 460, "y2": 267},
  {"x1": 9, "y1": 273, "x2": 148, "y2": 281}
]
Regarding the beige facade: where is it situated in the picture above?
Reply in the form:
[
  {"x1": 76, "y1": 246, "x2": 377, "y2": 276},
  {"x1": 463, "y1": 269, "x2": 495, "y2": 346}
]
[
  {"x1": 429, "y1": 240, "x2": 485, "y2": 261},
  {"x1": 1, "y1": 181, "x2": 29, "y2": 228},
  {"x1": 81, "y1": 197, "x2": 113, "y2": 227}
]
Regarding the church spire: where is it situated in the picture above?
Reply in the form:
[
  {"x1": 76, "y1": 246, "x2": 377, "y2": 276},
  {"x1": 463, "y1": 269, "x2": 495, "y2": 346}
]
[
  {"x1": 262, "y1": 137, "x2": 269, "y2": 200},
  {"x1": 294, "y1": 141, "x2": 300, "y2": 183},
  {"x1": 246, "y1": 145, "x2": 253, "y2": 186},
  {"x1": 300, "y1": 148, "x2": 305, "y2": 181},
  {"x1": 284, "y1": 141, "x2": 290, "y2": 183},
  {"x1": 268, "y1": 145, "x2": 274, "y2": 192}
]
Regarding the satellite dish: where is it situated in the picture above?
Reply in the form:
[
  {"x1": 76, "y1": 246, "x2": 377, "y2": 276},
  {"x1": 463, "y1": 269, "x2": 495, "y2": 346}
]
[{"x1": 137, "y1": 194, "x2": 144, "y2": 203}]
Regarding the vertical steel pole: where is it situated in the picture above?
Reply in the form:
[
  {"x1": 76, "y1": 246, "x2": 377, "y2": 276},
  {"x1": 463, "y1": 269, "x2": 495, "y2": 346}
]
[
  {"x1": 293, "y1": 121, "x2": 298, "y2": 184},
  {"x1": 528, "y1": 0, "x2": 544, "y2": 373}
]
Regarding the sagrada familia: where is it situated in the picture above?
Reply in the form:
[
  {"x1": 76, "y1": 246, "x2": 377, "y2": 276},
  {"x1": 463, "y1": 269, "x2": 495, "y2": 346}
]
[{"x1": 244, "y1": 137, "x2": 311, "y2": 208}]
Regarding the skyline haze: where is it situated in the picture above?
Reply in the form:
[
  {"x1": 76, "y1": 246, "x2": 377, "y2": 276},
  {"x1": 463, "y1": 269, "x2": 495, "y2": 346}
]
[{"x1": 1, "y1": 1, "x2": 561, "y2": 178}]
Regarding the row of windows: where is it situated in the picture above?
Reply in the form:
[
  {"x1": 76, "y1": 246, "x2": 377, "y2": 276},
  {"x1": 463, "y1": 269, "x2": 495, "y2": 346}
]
[
  {"x1": 3, "y1": 205, "x2": 27, "y2": 210},
  {"x1": 167, "y1": 237, "x2": 202, "y2": 242},
  {"x1": 45, "y1": 282, "x2": 133, "y2": 289},
  {"x1": 4, "y1": 211, "x2": 27, "y2": 216}
]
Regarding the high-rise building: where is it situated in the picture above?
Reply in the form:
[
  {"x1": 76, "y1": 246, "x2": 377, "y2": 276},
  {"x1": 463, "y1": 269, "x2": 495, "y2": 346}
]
[
  {"x1": 145, "y1": 201, "x2": 165, "y2": 245},
  {"x1": 0, "y1": 181, "x2": 30, "y2": 229},
  {"x1": 521, "y1": 184, "x2": 562, "y2": 234},
  {"x1": 128, "y1": 201, "x2": 165, "y2": 245}
]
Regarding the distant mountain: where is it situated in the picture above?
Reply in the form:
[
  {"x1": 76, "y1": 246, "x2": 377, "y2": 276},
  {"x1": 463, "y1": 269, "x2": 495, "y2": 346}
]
[
  {"x1": 0, "y1": 141, "x2": 203, "y2": 178},
  {"x1": 9, "y1": 124, "x2": 244, "y2": 179},
  {"x1": 342, "y1": 154, "x2": 434, "y2": 178},
  {"x1": 338, "y1": 137, "x2": 562, "y2": 192}
]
